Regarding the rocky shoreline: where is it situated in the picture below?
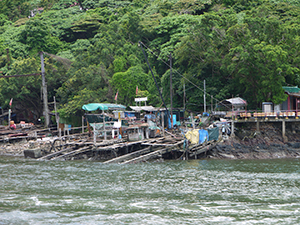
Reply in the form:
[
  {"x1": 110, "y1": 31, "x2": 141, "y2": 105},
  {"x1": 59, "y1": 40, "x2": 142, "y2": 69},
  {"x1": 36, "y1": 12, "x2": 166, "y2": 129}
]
[
  {"x1": 209, "y1": 138, "x2": 300, "y2": 160},
  {"x1": 0, "y1": 137, "x2": 58, "y2": 157},
  {"x1": 209, "y1": 122, "x2": 300, "y2": 160}
]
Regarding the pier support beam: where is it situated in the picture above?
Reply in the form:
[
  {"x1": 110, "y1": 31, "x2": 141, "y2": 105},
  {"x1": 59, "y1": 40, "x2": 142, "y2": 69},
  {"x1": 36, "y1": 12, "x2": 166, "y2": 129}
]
[
  {"x1": 231, "y1": 120, "x2": 235, "y2": 137},
  {"x1": 292, "y1": 123, "x2": 296, "y2": 134},
  {"x1": 282, "y1": 120, "x2": 288, "y2": 142},
  {"x1": 282, "y1": 120, "x2": 285, "y2": 137},
  {"x1": 256, "y1": 121, "x2": 260, "y2": 132}
]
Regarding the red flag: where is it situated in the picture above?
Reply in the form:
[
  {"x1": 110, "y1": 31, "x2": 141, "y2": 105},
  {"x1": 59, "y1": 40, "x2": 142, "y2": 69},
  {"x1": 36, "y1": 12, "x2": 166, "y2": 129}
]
[
  {"x1": 9, "y1": 98, "x2": 13, "y2": 106},
  {"x1": 114, "y1": 91, "x2": 118, "y2": 101},
  {"x1": 136, "y1": 86, "x2": 138, "y2": 95}
]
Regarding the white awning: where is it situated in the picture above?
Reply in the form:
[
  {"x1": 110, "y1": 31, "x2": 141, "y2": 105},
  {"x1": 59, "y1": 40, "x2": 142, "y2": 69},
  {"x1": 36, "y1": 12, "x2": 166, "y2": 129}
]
[
  {"x1": 130, "y1": 106, "x2": 157, "y2": 112},
  {"x1": 225, "y1": 97, "x2": 247, "y2": 106}
]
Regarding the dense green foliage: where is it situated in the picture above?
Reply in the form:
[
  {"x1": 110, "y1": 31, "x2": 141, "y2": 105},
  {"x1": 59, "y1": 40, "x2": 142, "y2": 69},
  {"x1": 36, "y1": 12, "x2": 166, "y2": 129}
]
[{"x1": 0, "y1": 0, "x2": 300, "y2": 123}]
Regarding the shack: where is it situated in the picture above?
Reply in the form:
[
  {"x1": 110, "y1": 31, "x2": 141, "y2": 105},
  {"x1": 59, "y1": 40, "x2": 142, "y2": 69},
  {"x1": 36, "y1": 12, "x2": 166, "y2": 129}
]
[
  {"x1": 82, "y1": 103, "x2": 127, "y2": 140},
  {"x1": 281, "y1": 86, "x2": 300, "y2": 112},
  {"x1": 127, "y1": 123, "x2": 149, "y2": 141},
  {"x1": 218, "y1": 97, "x2": 248, "y2": 118}
]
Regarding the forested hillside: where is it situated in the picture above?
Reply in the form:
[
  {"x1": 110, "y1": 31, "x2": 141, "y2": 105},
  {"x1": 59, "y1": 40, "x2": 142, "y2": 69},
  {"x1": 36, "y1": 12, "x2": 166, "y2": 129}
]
[{"x1": 0, "y1": 0, "x2": 299, "y2": 123}]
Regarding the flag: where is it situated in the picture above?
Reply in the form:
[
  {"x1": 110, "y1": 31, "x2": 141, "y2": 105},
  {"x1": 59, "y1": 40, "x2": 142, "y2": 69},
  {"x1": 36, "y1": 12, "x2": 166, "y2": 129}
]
[
  {"x1": 136, "y1": 86, "x2": 138, "y2": 95},
  {"x1": 9, "y1": 98, "x2": 13, "y2": 106},
  {"x1": 114, "y1": 91, "x2": 118, "y2": 101}
]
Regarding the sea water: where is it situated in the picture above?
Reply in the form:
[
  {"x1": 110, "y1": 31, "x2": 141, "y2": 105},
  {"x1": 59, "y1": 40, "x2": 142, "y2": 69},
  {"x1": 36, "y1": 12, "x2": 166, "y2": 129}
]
[{"x1": 1, "y1": 156, "x2": 300, "y2": 224}]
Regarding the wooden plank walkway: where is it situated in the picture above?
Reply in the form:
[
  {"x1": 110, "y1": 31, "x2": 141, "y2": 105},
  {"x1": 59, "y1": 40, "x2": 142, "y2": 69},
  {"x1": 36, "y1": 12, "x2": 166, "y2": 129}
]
[
  {"x1": 51, "y1": 146, "x2": 92, "y2": 160},
  {"x1": 38, "y1": 146, "x2": 75, "y2": 160},
  {"x1": 189, "y1": 140, "x2": 220, "y2": 158},
  {"x1": 119, "y1": 140, "x2": 184, "y2": 164},
  {"x1": 103, "y1": 146, "x2": 152, "y2": 164},
  {"x1": 121, "y1": 148, "x2": 168, "y2": 164}
]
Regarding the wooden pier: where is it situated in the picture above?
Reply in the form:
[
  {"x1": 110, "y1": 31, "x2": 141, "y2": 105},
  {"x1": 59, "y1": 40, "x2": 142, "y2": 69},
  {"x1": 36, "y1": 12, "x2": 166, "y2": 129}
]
[
  {"x1": 33, "y1": 136, "x2": 186, "y2": 162},
  {"x1": 188, "y1": 140, "x2": 220, "y2": 159}
]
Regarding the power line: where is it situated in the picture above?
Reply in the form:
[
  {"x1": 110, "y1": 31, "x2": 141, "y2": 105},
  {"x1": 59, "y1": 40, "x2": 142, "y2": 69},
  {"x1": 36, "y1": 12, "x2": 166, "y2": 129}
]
[{"x1": 138, "y1": 41, "x2": 231, "y2": 110}]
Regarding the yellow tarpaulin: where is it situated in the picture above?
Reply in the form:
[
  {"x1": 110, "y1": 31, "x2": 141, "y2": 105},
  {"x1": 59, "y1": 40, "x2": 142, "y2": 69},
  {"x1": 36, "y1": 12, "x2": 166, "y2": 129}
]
[{"x1": 185, "y1": 129, "x2": 199, "y2": 144}]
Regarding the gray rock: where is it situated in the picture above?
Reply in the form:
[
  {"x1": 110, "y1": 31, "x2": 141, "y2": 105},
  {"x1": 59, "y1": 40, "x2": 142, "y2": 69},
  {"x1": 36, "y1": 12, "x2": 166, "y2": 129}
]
[{"x1": 23, "y1": 148, "x2": 42, "y2": 158}]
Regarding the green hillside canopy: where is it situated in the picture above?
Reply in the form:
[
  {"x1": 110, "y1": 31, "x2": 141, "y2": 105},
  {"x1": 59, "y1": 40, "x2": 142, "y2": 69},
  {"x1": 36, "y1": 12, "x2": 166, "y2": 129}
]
[{"x1": 82, "y1": 103, "x2": 126, "y2": 111}]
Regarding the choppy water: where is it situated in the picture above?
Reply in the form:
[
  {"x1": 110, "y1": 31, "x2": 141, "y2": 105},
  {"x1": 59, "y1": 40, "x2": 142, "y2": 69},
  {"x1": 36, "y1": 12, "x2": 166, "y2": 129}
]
[{"x1": 1, "y1": 156, "x2": 300, "y2": 224}]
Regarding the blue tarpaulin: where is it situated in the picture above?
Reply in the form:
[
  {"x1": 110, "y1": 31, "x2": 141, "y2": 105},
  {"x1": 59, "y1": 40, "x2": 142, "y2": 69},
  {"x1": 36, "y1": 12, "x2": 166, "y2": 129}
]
[
  {"x1": 199, "y1": 129, "x2": 209, "y2": 144},
  {"x1": 168, "y1": 115, "x2": 177, "y2": 128}
]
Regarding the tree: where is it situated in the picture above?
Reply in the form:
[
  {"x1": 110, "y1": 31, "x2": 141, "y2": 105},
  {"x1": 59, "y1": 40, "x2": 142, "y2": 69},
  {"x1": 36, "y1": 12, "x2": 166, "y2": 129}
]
[
  {"x1": 20, "y1": 18, "x2": 64, "y2": 55},
  {"x1": 111, "y1": 65, "x2": 148, "y2": 105}
]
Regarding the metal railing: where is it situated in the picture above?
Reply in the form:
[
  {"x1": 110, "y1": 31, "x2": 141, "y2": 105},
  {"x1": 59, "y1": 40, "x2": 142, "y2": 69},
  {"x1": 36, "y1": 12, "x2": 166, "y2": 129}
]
[{"x1": 224, "y1": 110, "x2": 300, "y2": 120}]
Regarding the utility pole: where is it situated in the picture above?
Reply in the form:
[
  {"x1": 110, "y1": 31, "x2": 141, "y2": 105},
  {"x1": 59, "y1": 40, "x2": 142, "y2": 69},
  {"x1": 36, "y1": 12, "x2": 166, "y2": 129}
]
[
  {"x1": 54, "y1": 96, "x2": 59, "y2": 131},
  {"x1": 204, "y1": 80, "x2": 206, "y2": 113},
  {"x1": 170, "y1": 53, "x2": 173, "y2": 129},
  {"x1": 183, "y1": 81, "x2": 186, "y2": 111},
  {"x1": 40, "y1": 52, "x2": 49, "y2": 127},
  {"x1": 211, "y1": 95, "x2": 213, "y2": 112}
]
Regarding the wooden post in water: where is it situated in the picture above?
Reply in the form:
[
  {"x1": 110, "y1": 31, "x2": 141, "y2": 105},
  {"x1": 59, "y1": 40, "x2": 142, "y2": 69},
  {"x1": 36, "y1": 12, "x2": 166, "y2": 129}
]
[{"x1": 256, "y1": 120, "x2": 260, "y2": 132}]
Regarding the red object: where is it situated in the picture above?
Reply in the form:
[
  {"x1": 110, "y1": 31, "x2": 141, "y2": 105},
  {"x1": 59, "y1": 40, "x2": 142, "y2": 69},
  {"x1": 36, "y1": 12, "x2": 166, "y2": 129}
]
[
  {"x1": 9, "y1": 98, "x2": 13, "y2": 106},
  {"x1": 114, "y1": 91, "x2": 118, "y2": 101},
  {"x1": 136, "y1": 86, "x2": 138, "y2": 95},
  {"x1": 9, "y1": 124, "x2": 16, "y2": 130}
]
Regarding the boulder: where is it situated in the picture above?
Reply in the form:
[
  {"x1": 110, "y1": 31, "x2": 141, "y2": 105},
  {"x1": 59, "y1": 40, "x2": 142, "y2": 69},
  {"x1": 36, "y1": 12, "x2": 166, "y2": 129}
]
[{"x1": 23, "y1": 148, "x2": 42, "y2": 158}]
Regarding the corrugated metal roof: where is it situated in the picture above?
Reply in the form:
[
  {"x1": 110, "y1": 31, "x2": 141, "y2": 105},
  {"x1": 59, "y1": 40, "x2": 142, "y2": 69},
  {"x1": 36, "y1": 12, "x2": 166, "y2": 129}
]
[
  {"x1": 224, "y1": 97, "x2": 247, "y2": 106},
  {"x1": 282, "y1": 86, "x2": 300, "y2": 94},
  {"x1": 130, "y1": 106, "x2": 157, "y2": 112},
  {"x1": 82, "y1": 103, "x2": 126, "y2": 111}
]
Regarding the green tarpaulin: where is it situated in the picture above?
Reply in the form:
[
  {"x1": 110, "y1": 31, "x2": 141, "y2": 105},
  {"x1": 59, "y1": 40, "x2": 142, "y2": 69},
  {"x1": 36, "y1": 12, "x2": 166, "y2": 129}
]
[
  {"x1": 208, "y1": 127, "x2": 219, "y2": 141},
  {"x1": 82, "y1": 103, "x2": 126, "y2": 111}
]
